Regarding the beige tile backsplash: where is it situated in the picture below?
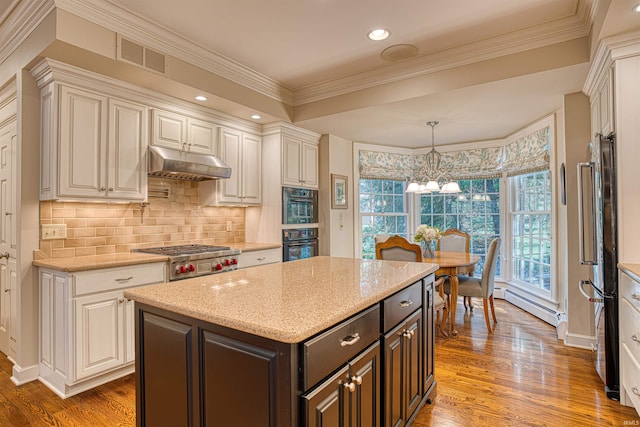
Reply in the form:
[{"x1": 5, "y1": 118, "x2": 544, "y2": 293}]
[{"x1": 39, "y1": 178, "x2": 245, "y2": 259}]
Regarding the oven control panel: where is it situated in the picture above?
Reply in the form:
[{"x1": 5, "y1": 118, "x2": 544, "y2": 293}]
[{"x1": 171, "y1": 256, "x2": 238, "y2": 280}]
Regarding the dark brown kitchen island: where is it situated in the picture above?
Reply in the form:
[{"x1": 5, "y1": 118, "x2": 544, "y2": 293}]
[{"x1": 125, "y1": 256, "x2": 439, "y2": 426}]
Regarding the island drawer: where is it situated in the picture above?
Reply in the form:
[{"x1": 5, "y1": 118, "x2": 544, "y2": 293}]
[
  {"x1": 302, "y1": 305, "x2": 380, "y2": 390},
  {"x1": 382, "y1": 280, "x2": 422, "y2": 332},
  {"x1": 621, "y1": 271, "x2": 640, "y2": 312}
]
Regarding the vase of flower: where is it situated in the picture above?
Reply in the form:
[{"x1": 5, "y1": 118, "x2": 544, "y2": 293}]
[
  {"x1": 414, "y1": 224, "x2": 441, "y2": 259},
  {"x1": 421, "y1": 240, "x2": 435, "y2": 258}
]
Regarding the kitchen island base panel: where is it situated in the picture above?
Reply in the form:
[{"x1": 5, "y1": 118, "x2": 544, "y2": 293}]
[{"x1": 135, "y1": 304, "x2": 296, "y2": 427}]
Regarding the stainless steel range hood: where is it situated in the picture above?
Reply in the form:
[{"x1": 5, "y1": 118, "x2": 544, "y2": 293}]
[{"x1": 148, "y1": 146, "x2": 231, "y2": 181}]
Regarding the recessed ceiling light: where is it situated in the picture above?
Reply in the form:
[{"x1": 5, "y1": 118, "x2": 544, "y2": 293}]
[
  {"x1": 633, "y1": 3, "x2": 640, "y2": 13},
  {"x1": 195, "y1": 95, "x2": 207, "y2": 101},
  {"x1": 368, "y1": 28, "x2": 390, "y2": 41},
  {"x1": 251, "y1": 114, "x2": 261, "y2": 120}
]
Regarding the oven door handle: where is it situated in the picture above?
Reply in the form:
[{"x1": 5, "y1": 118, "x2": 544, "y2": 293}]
[
  {"x1": 285, "y1": 241, "x2": 316, "y2": 247},
  {"x1": 289, "y1": 197, "x2": 313, "y2": 203}
]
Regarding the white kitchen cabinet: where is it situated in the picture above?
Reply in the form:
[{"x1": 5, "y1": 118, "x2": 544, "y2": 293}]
[
  {"x1": 589, "y1": 67, "x2": 614, "y2": 138},
  {"x1": 282, "y1": 135, "x2": 318, "y2": 189},
  {"x1": 620, "y1": 267, "x2": 640, "y2": 413},
  {"x1": 39, "y1": 83, "x2": 148, "y2": 201},
  {"x1": 238, "y1": 248, "x2": 282, "y2": 269},
  {"x1": 201, "y1": 127, "x2": 261, "y2": 205},
  {"x1": 151, "y1": 108, "x2": 218, "y2": 155},
  {"x1": 39, "y1": 262, "x2": 165, "y2": 398}
]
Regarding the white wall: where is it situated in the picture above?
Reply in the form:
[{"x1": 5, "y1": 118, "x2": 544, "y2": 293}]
[{"x1": 319, "y1": 134, "x2": 354, "y2": 257}]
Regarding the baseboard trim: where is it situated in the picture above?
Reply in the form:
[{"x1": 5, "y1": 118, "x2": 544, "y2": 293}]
[
  {"x1": 562, "y1": 332, "x2": 596, "y2": 350},
  {"x1": 11, "y1": 363, "x2": 39, "y2": 385},
  {"x1": 505, "y1": 289, "x2": 559, "y2": 326}
]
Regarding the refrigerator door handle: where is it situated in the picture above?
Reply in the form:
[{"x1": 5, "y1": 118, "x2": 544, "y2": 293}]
[
  {"x1": 579, "y1": 279, "x2": 604, "y2": 303},
  {"x1": 577, "y1": 162, "x2": 597, "y2": 265}
]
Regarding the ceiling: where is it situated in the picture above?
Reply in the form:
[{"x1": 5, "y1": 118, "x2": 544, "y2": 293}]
[{"x1": 44, "y1": 1, "x2": 640, "y2": 147}]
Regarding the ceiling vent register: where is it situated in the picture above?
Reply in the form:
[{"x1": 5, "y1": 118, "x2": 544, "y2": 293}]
[{"x1": 117, "y1": 35, "x2": 166, "y2": 74}]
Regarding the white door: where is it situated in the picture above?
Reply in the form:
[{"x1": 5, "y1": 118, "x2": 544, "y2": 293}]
[
  {"x1": 218, "y1": 127, "x2": 243, "y2": 203},
  {"x1": 282, "y1": 136, "x2": 302, "y2": 186},
  {"x1": 301, "y1": 142, "x2": 319, "y2": 188},
  {"x1": 241, "y1": 134, "x2": 261, "y2": 204},
  {"x1": 0, "y1": 120, "x2": 16, "y2": 356},
  {"x1": 187, "y1": 118, "x2": 217, "y2": 155},
  {"x1": 74, "y1": 291, "x2": 125, "y2": 381},
  {"x1": 108, "y1": 98, "x2": 147, "y2": 200}
]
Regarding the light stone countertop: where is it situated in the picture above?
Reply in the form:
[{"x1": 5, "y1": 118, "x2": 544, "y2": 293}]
[
  {"x1": 32, "y1": 252, "x2": 169, "y2": 272},
  {"x1": 229, "y1": 242, "x2": 281, "y2": 252},
  {"x1": 619, "y1": 263, "x2": 640, "y2": 281},
  {"x1": 31, "y1": 242, "x2": 280, "y2": 272},
  {"x1": 125, "y1": 256, "x2": 438, "y2": 343}
]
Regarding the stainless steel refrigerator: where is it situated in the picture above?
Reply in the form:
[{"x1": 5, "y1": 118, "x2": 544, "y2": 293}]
[{"x1": 577, "y1": 132, "x2": 619, "y2": 400}]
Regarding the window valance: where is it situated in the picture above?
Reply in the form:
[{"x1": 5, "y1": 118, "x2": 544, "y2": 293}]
[
  {"x1": 358, "y1": 126, "x2": 550, "y2": 181},
  {"x1": 501, "y1": 127, "x2": 550, "y2": 176},
  {"x1": 358, "y1": 150, "x2": 413, "y2": 181}
]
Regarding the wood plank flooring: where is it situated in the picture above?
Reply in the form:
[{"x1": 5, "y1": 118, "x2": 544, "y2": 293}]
[
  {"x1": 414, "y1": 299, "x2": 640, "y2": 426},
  {"x1": 0, "y1": 299, "x2": 637, "y2": 426}
]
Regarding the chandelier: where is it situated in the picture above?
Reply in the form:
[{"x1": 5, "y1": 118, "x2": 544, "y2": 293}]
[{"x1": 406, "y1": 120, "x2": 461, "y2": 194}]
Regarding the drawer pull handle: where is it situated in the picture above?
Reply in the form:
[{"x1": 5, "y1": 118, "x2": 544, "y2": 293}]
[
  {"x1": 256, "y1": 257, "x2": 266, "y2": 261},
  {"x1": 343, "y1": 381, "x2": 355, "y2": 392},
  {"x1": 340, "y1": 333, "x2": 360, "y2": 347},
  {"x1": 115, "y1": 276, "x2": 134, "y2": 282},
  {"x1": 400, "y1": 299, "x2": 413, "y2": 308},
  {"x1": 632, "y1": 293, "x2": 640, "y2": 301},
  {"x1": 633, "y1": 386, "x2": 640, "y2": 396},
  {"x1": 633, "y1": 335, "x2": 640, "y2": 343}
]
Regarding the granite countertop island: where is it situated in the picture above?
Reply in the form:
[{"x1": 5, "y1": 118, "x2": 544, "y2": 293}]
[{"x1": 125, "y1": 256, "x2": 438, "y2": 343}]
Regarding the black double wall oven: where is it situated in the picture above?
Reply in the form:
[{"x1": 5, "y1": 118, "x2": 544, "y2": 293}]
[{"x1": 282, "y1": 186, "x2": 318, "y2": 262}]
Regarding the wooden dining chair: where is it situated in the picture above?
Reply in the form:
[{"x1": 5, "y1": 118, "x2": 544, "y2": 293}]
[
  {"x1": 375, "y1": 235, "x2": 449, "y2": 336},
  {"x1": 438, "y1": 228, "x2": 474, "y2": 310},
  {"x1": 443, "y1": 238, "x2": 501, "y2": 333},
  {"x1": 437, "y1": 228, "x2": 470, "y2": 253}
]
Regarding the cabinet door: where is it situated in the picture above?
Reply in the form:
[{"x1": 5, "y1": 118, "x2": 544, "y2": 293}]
[
  {"x1": 58, "y1": 85, "x2": 107, "y2": 198},
  {"x1": 282, "y1": 136, "x2": 302, "y2": 186},
  {"x1": 423, "y1": 283, "x2": 435, "y2": 394},
  {"x1": 303, "y1": 365, "x2": 349, "y2": 427},
  {"x1": 302, "y1": 142, "x2": 319, "y2": 188},
  {"x1": 218, "y1": 127, "x2": 243, "y2": 203},
  {"x1": 349, "y1": 342, "x2": 380, "y2": 427},
  {"x1": 107, "y1": 98, "x2": 147, "y2": 200},
  {"x1": 74, "y1": 290, "x2": 124, "y2": 381},
  {"x1": 241, "y1": 133, "x2": 262, "y2": 204},
  {"x1": 384, "y1": 321, "x2": 405, "y2": 427},
  {"x1": 151, "y1": 109, "x2": 186, "y2": 150},
  {"x1": 124, "y1": 297, "x2": 136, "y2": 364},
  {"x1": 404, "y1": 310, "x2": 423, "y2": 420},
  {"x1": 187, "y1": 118, "x2": 218, "y2": 154}
]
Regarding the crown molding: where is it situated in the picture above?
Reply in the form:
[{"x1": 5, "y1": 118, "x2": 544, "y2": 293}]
[
  {"x1": 54, "y1": 0, "x2": 293, "y2": 105},
  {"x1": 0, "y1": 0, "x2": 55, "y2": 67},
  {"x1": 262, "y1": 121, "x2": 321, "y2": 141},
  {"x1": 294, "y1": 10, "x2": 593, "y2": 106},
  {"x1": 584, "y1": 30, "x2": 640, "y2": 96}
]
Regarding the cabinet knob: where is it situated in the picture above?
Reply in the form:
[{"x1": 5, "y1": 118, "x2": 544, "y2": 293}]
[
  {"x1": 343, "y1": 381, "x2": 355, "y2": 393},
  {"x1": 100, "y1": 187, "x2": 106, "y2": 191},
  {"x1": 4, "y1": 289, "x2": 9, "y2": 293},
  {"x1": 633, "y1": 386, "x2": 640, "y2": 397},
  {"x1": 632, "y1": 293, "x2": 640, "y2": 301},
  {"x1": 340, "y1": 333, "x2": 361, "y2": 347},
  {"x1": 119, "y1": 299, "x2": 125, "y2": 304},
  {"x1": 109, "y1": 187, "x2": 114, "y2": 191},
  {"x1": 632, "y1": 334, "x2": 640, "y2": 343},
  {"x1": 256, "y1": 257, "x2": 266, "y2": 261},
  {"x1": 0, "y1": 252, "x2": 9, "y2": 259},
  {"x1": 4, "y1": 212, "x2": 11, "y2": 216},
  {"x1": 351, "y1": 375, "x2": 362, "y2": 386}
]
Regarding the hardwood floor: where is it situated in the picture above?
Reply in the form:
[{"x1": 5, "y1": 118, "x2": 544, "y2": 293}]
[
  {"x1": 414, "y1": 299, "x2": 640, "y2": 426},
  {"x1": 0, "y1": 300, "x2": 637, "y2": 426}
]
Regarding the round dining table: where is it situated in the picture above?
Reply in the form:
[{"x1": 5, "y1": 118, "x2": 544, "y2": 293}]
[{"x1": 425, "y1": 251, "x2": 481, "y2": 336}]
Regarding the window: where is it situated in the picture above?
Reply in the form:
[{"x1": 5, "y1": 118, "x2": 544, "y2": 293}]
[
  {"x1": 510, "y1": 171, "x2": 551, "y2": 292},
  {"x1": 419, "y1": 178, "x2": 501, "y2": 276},
  {"x1": 360, "y1": 179, "x2": 407, "y2": 259}
]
